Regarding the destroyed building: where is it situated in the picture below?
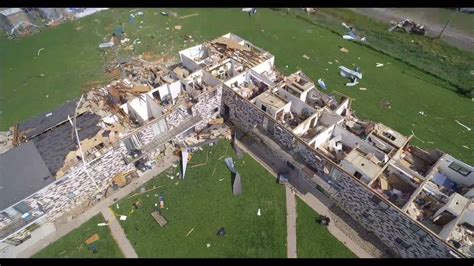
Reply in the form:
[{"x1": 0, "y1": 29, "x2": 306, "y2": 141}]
[{"x1": 0, "y1": 33, "x2": 472, "y2": 258}]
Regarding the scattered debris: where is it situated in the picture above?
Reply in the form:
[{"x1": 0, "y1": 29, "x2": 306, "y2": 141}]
[
  {"x1": 216, "y1": 227, "x2": 226, "y2": 237},
  {"x1": 376, "y1": 63, "x2": 384, "y2": 68},
  {"x1": 151, "y1": 210, "x2": 168, "y2": 227},
  {"x1": 97, "y1": 223, "x2": 108, "y2": 227},
  {"x1": 186, "y1": 228, "x2": 194, "y2": 237},
  {"x1": 341, "y1": 23, "x2": 366, "y2": 42},
  {"x1": 411, "y1": 130, "x2": 426, "y2": 144},
  {"x1": 418, "y1": 111, "x2": 427, "y2": 117},
  {"x1": 174, "y1": 25, "x2": 182, "y2": 30},
  {"x1": 328, "y1": 61, "x2": 333, "y2": 65},
  {"x1": 359, "y1": 87, "x2": 367, "y2": 91},
  {"x1": 206, "y1": 243, "x2": 211, "y2": 248},
  {"x1": 340, "y1": 65, "x2": 362, "y2": 86},
  {"x1": 317, "y1": 78, "x2": 327, "y2": 90},
  {"x1": 339, "y1": 47, "x2": 349, "y2": 53},
  {"x1": 380, "y1": 100, "x2": 392, "y2": 109},
  {"x1": 427, "y1": 141, "x2": 435, "y2": 144},
  {"x1": 389, "y1": 19, "x2": 425, "y2": 35},
  {"x1": 316, "y1": 215, "x2": 331, "y2": 226},
  {"x1": 212, "y1": 168, "x2": 216, "y2": 176},
  {"x1": 463, "y1": 145, "x2": 470, "y2": 149},
  {"x1": 120, "y1": 215, "x2": 127, "y2": 221},
  {"x1": 181, "y1": 149, "x2": 189, "y2": 178},
  {"x1": 159, "y1": 195, "x2": 165, "y2": 209},
  {"x1": 161, "y1": 11, "x2": 168, "y2": 16},
  {"x1": 455, "y1": 120, "x2": 471, "y2": 131},
  {"x1": 232, "y1": 172, "x2": 243, "y2": 196},
  {"x1": 37, "y1": 48, "x2": 45, "y2": 57},
  {"x1": 257, "y1": 209, "x2": 261, "y2": 216},
  {"x1": 219, "y1": 178, "x2": 224, "y2": 182},
  {"x1": 302, "y1": 54, "x2": 310, "y2": 60},
  {"x1": 178, "y1": 13, "x2": 199, "y2": 19},
  {"x1": 116, "y1": 204, "x2": 119, "y2": 209},
  {"x1": 85, "y1": 234, "x2": 100, "y2": 245}
]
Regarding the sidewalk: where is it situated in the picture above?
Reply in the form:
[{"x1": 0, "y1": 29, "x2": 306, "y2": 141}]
[
  {"x1": 235, "y1": 136, "x2": 373, "y2": 258},
  {"x1": 296, "y1": 191, "x2": 372, "y2": 258},
  {"x1": 15, "y1": 155, "x2": 177, "y2": 258},
  {"x1": 286, "y1": 186, "x2": 297, "y2": 258},
  {"x1": 101, "y1": 208, "x2": 138, "y2": 258}
]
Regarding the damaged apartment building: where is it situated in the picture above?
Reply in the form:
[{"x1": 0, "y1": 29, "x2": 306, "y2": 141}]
[{"x1": 0, "y1": 33, "x2": 472, "y2": 258}]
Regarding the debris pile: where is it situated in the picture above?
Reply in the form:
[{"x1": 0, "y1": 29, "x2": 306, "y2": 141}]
[
  {"x1": 341, "y1": 22, "x2": 366, "y2": 42},
  {"x1": 388, "y1": 19, "x2": 425, "y2": 35},
  {"x1": 339, "y1": 66, "x2": 362, "y2": 87}
]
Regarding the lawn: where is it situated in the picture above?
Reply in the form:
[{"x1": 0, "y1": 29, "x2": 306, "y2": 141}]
[
  {"x1": 32, "y1": 214, "x2": 124, "y2": 258},
  {"x1": 114, "y1": 139, "x2": 287, "y2": 258},
  {"x1": 296, "y1": 198, "x2": 356, "y2": 258},
  {"x1": 1, "y1": 8, "x2": 472, "y2": 164}
]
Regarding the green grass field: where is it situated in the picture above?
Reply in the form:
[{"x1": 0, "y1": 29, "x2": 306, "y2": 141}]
[
  {"x1": 114, "y1": 140, "x2": 287, "y2": 258},
  {"x1": 296, "y1": 198, "x2": 356, "y2": 258},
  {"x1": 1, "y1": 8, "x2": 472, "y2": 164},
  {"x1": 32, "y1": 214, "x2": 123, "y2": 258}
]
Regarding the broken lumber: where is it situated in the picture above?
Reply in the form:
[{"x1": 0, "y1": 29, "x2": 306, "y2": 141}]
[
  {"x1": 85, "y1": 234, "x2": 100, "y2": 245},
  {"x1": 178, "y1": 13, "x2": 199, "y2": 19},
  {"x1": 186, "y1": 228, "x2": 194, "y2": 237}
]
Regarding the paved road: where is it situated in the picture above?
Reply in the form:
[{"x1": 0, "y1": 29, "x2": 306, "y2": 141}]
[
  {"x1": 285, "y1": 186, "x2": 298, "y2": 258},
  {"x1": 349, "y1": 8, "x2": 474, "y2": 52},
  {"x1": 101, "y1": 208, "x2": 138, "y2": 258},
  {"x1": 16, "y1": 155, "x2": 178, "y2": 258}
]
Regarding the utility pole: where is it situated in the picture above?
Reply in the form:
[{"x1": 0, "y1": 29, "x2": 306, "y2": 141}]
[{"x1": 437, "y1": 8, "x2": 458, "y2": 39}]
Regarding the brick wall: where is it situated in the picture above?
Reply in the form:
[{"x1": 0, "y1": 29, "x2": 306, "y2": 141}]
[{"x1": 222, "y1": 86, "x2": 459, "y2": 258}]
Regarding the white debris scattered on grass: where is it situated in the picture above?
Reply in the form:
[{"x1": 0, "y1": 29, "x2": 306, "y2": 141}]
[
  {"x1": 285, "y1": 65, "x2": 288, "y2": 68},
  {"x1": 120, "y1": 215, "x2": 127, "y2": 221},
  {"x1": 206, "y1": 243, "x2": 211, "y2": 248},
  {"x1": 455, "y1": 120, "x2": 471, "y2": 131},
  {"x1": 155, "y1": 203, "x2": 158, "y2": 207},
  {"x1": 302, "y1": 54, "x2": 310, "y2": 60},
  {"x1": 219, "y1": 178, "x2": 224, "y2": 182},
  {"x1": 257, "y1": 209, "x2": 261, "y2": 216},
  {"x1": 116, "y1": 204, "x2": 119, "y2": 209},
  {"x1": 328, "y1": 61, "x2": 333, "y2": 65},
  {"x1": 359, "y1": 87, "x2": 367, "y2": 91},
  {"x1": 463, "y1": 145, "x2": 470, "y2": 149},
  {"x1": 37, "y1": 48, "x2": 45, "y2": 57},
  {"x1": 172, "y1": 164, "x2": 178, "y2": 168},
  {"x1": 97, "y1": 223, "x2": 108, "y2": 227},
  {"x1": 376, "y1": 63, "x2": 384, "y2": 67},
  {"x1": 418, "y1": 111, "x2": 427, "y2": 117}
]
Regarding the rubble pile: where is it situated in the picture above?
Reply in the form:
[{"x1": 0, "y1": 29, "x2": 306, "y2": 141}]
[{"x1": 389, "y1": 19, "x2": 425, "y2": 35}]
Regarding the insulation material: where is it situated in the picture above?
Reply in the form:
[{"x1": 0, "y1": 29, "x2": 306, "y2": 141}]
[{"x1": 181, "y1": 149, "x2": 189, "y2": 179}]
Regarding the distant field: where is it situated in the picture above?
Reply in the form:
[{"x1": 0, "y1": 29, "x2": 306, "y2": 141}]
[
  {"x1": 296, "y1": 198, "x2": 356, "y2": 258},
  {"x1": 1, "y1": 8, "x2": 472, "y2": 164},
  {"x1": 114, "y1": 140, "x2": 287, "y2": 257},
  {"x1": 32, "y1": 214, "x2": 123, "y2": 258}
]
